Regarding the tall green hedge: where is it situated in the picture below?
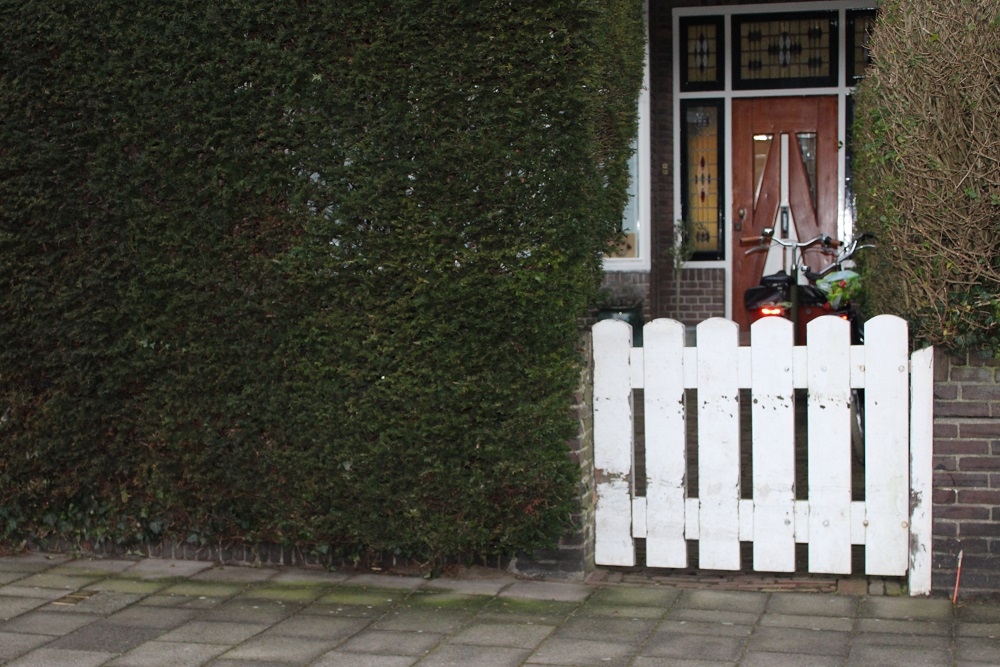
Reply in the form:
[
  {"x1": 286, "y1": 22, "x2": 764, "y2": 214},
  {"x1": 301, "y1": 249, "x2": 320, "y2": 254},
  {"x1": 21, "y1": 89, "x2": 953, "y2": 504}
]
[
  {"x1": 0, "y1": 1, "x2": 644, "y2": 564},
  {"x1": 853, "y1": 0, "x2": 1000, "y2": 354}
]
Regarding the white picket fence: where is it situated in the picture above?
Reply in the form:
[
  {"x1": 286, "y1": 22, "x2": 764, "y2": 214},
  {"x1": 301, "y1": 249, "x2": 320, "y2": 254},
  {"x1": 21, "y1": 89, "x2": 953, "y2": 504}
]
[{"x1": 593, "y1": 315, "x2": 934, "y2": 595}]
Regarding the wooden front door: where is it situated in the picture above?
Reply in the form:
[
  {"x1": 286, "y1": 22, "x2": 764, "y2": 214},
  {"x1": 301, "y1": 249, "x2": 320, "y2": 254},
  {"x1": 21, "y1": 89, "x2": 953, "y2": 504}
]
[{"x1": 731, "y1": 96, "x2": 839, "y2": 330}]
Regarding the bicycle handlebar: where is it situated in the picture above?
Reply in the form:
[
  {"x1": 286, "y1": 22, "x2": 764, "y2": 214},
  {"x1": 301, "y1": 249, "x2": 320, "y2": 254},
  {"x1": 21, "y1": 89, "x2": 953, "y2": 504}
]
[{"x1": 741, "y1": 233, "x2": 839, "y2": 251}]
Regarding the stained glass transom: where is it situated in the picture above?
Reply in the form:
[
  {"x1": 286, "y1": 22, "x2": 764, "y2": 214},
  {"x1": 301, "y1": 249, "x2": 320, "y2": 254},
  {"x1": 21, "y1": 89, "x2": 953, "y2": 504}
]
[
  {"x1": 734, "y1": 12, "x2": 838, "y2": 89},
  {"x1": 847, "y1": 10, "x2": 877, "y2": 84},
  {"x1": 681, "y1": 17, "x2": 724, "y2": 91}
]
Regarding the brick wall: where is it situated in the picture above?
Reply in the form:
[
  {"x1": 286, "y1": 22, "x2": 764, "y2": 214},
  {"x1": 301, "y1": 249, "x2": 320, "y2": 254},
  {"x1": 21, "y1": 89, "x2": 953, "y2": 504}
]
[
  {"x1": 656, "y1": 267, "x2": 726, "y2": 325},
  {"x1": 931, "y1": 347, "x2": 1000, "y2": 596}
]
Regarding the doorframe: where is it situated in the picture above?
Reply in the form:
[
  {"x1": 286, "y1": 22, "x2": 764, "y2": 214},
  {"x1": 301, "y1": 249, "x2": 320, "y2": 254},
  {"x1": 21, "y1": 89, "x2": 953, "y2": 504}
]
[{"x1": 672, "y1": 1, "x2": 876, "y2": 320}]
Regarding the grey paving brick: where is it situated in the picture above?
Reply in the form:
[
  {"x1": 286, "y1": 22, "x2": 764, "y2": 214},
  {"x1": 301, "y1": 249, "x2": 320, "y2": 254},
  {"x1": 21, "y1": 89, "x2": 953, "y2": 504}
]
[
  {"x1": 269, "y1": 568, "x2": 351, "y2": 586},
  {"x1": 199, "y1": 598, "x2": 299, "y2": 624},
  {"x1": 955, "y1": 635, "x2": 1000, "y2": 663},
  {"x1": 746, "y1": 626, "x2": 850, "y2": 657},
  {"x1": 49, "y1": 622, "x2": 161, "y2": 654},
  {"x1": 123, "y1": 558, "x2": 214, "y2": 580},
  {"x1": 265, "y1": 614, "x2": 370, "y2": 640},
  {"x1": 0, "y1": 554, "x2": 71, "y2": 573},
  {"x1": 655, "y1": 619, "x2": 753, "y2": 637},
  {"x1": 848, "y1": 644, "x2": 952, "y2": 666},
  {"x1": 666, "y1": 608, "x2": 761, "y2": 626},
  {"x1": 767, "y1": 591, "x2": 858, "y2": 617},
  {"x1": 1, "y1": 609, "x2": 101, "y2": 635},
  {"x1": 312, "y1": 653, "x2": 418, "y2": 667},
  {"x1": 675, "y1": 589, "x2": 768, "y2": 614},
  {"x1": 218, "y1": 635, "x2": 339, "y2": 663},
  {"x1": 107, "y1": 640, "x2": 228, "y2": 667},
  {"x1": 631, "y1": 659, "x2": 735, "y2": 667},
  {"x1": 421, "y1": 577, "x2": 514, "y2": 597},
  {"x1": 105, "y1": 605, "x2": 198, "y2": 629},
  {"x1": 0, "y1": 631, "x2": 54, "y2": 661},
  {"x1": 757, "y1": 612, "x2": 855, "y2": 632},
  {"x1": 958, "y1": 622, "x2": 1000, "y2": 638},
  {"x1": 448, "y1": 622, "x2": 554, "y2": 649},
  {"x1": 741, "y1": 650, "x2": 844, "y2": 667},
  {"x1": 314, "y1": 586, "x2": 404, "y2": 609},
  {"x1": 860, "y1": 595, "x2": 955, "y2": 621},
  {"x1": 851, "y1": 631, "x2": 952, "y2": 649},
  {"x1": 138, "y1": 593, "x2": 226, "y2": 610},
  {"x1": 344, "y1": 574, "x2": 425, "y2": 590},
  {"x1": 158, "y1": 620, "x2": 268, "y2": 644},
  {"x1": 855, "y1": 617, "x2": 951, "y2": 635},
  {"x1": 527, "y1": 636, "x2": 635, "y2": 665},
  {"x1": 49, "y1": 591, "x2": 143, "y2": 615},
  {"x1": 337, "y1": 629, "x2": 444, "y2": 656},
  {"x1": 553, "y1": 614, "x2": 657, "y2": 641},
  {"x1": 190, "y1": 565, "x2": 277, "y2": 583},
  {"x1": 575, "y1": 603, "x2": 668, "y2": 619},
  {"x1": 13, "y1": 570, "x2": 101, "y2": 590},
  {"x1": 5, "y1": 647, "x2": 116, "y2": 667},
  {"x1": 374, "y1": 608, "x2": 474, "y2": 633},
  {"x1": 0, "y1": 571, "x2": 26, "y2": 585},
  {"x1": 587, "y1": 585, "x2": 681, "y2": 608},
  {"x1": 419, "y1": 643, "x2": 530, "y2": 667},
  {"x1": 91, "y1": 578, "x2": 169, "y2": 595},
  {"x1": 0, "y1": 595, "x2": 66, "y2": 620},
  {"x1": 958, "y1": 603, "x2": 1000, "y2": 624},
  {"x1": 641, "y1": 631, "x2": 747, "y2": 662},
  {"x1": 500, "y1": 580, "x2": 591, "y2": 602},
  {"x1": 477, "y1": 597, "x2": 580, "y2": 625},
  {"x1": 51, "y1": 559, "x2": 137, "y2": 576},
  {"x1": 0, "y1": 584, "x2": 76, "y2": 601}
]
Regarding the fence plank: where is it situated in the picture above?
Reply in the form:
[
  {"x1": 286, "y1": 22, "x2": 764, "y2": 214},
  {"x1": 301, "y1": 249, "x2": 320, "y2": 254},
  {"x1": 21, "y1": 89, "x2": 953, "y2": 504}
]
[
  {"x1": 593, "y1": 319, "x2": 635, "y2": 566},
  {"x1": 864, "y1": 315, "x2": 910, "y2": 576},
  {"x1": 909, "y1": 346, "x2": 935, "y2": 595},
  {"x1": 696, "y1": 318, "x2": 741, "y2": 571},
  {"x1": 643, "y1": 319, "x2": 688, "y2": 567},
  {"x1": 750, "y1": 317, "x2": 796, "y2": 572},
  {"x1": 806, "y1": 316, "x2": 853, "y2": 574}
]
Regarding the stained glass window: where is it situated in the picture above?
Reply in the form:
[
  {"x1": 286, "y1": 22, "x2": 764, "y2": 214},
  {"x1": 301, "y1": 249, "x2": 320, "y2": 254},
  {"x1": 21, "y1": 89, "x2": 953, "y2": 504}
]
[
  {"x1": 682, "y1": 101, "x2": 723, "y2": 260},
  {"x1": 680, "y1": 17, "x2": 724, "y2": 91},
  {"x1": 847, "y1": 10, "x2": 877, "y2": 84},
  {"x1": 733, "y1": 12, "x2": 838, "y2": 89}
]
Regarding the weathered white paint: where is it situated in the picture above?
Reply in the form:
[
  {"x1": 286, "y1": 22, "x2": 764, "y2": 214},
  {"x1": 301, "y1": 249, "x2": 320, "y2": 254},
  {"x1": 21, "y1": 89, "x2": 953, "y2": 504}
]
[
  {"x1": 806, "y1": 316, "x2": 853, "y2": 574},
  {"x1": 643, "y1": 319, "x2": 688, "y2": 567},
  {"x1": 750, "y1": 316, "x2": 796, "y2": 572},
  {"x1": 592, "y1": 319, "x2": 635, "y2": 566},
  {"x1": 696, "y1": 318, "x2": 742, "y2": 571},
  {"x1": 864, "y1": 315, "x2": 911, "y2": 576},
  {"x1": 909, "y1": 346, "x2": 935, "y2": 595},
  {"x1": 592, "y1": 315, "x2": 932, "y2": 595}
]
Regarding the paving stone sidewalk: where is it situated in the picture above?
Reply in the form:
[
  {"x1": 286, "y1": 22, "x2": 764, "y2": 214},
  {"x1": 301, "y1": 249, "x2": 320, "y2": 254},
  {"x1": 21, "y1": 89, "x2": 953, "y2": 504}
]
[{"x1": 1, "y1": 552, "x2": 998, "y2": 666}]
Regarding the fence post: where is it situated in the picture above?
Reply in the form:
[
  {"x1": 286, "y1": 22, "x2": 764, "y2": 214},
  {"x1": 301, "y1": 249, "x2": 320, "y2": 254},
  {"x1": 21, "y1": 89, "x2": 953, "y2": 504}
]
[
  {"x1": 593, "y1": 319, "x2": 635, "y2": 566},
  {"x1": 909, "y1": 346, "x2": 934, "y2": 595}
]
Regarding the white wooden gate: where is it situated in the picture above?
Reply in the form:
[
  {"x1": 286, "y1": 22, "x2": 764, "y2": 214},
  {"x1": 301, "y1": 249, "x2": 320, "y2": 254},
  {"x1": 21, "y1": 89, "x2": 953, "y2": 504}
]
[{"x1": 593, "y1": 315, "x2": 934, "y2": 595}]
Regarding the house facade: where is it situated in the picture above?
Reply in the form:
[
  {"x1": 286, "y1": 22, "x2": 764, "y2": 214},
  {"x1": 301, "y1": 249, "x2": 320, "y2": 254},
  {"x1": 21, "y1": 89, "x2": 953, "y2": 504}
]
[{"x1": 603, "y1": 0, "x2": 876, "y2": 330}]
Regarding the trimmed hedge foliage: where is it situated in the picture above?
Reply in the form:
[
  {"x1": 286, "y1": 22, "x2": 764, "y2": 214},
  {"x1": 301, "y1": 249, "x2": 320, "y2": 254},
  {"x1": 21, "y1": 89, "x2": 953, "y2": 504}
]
[
  {"x1": 0, "y1": 1, "x2": 644, "y2": 563},
  {"x1": 853, "y1": 0, "x2": 1000, "y2": 355}
]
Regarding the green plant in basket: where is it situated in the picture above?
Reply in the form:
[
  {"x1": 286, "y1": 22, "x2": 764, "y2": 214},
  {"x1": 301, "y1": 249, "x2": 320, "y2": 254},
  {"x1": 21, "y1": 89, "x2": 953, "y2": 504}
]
[{"x1": 817, "y1": 270, "x2": 861, "y2": 309}]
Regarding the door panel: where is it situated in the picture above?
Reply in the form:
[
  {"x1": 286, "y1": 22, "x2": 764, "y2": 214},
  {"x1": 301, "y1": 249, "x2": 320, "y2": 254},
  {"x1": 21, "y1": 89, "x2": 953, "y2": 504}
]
[{"x1": 732, "y1": 97, "x2": 838, "y2": 330}]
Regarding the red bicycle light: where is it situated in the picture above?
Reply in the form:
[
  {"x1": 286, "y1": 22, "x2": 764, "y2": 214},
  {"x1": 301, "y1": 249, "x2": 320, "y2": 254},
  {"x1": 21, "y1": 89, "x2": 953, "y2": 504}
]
[{"x1": 759, "y1": 307, "x2": 784, "y2": 316}]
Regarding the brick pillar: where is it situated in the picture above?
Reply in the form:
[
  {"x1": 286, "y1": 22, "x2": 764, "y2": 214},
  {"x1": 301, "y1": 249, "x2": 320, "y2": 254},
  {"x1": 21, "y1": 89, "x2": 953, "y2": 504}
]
[
  {"x1": 931, "y1": 347, "x2": 1000, "y2": 596},
  {"x1": 510, "y1": 332, "x2": 595, "y2": 579}
]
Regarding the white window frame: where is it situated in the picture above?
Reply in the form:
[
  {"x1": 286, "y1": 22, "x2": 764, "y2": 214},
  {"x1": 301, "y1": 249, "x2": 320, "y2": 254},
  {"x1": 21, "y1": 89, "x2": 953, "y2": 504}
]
[{"x1": 603, "y1": 3, "x2": 652, "y2": 273}]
